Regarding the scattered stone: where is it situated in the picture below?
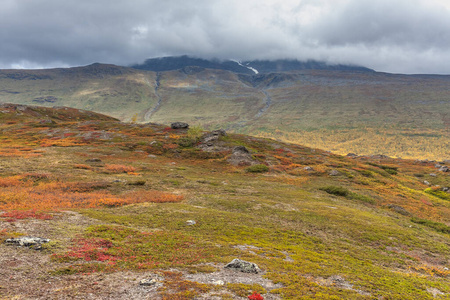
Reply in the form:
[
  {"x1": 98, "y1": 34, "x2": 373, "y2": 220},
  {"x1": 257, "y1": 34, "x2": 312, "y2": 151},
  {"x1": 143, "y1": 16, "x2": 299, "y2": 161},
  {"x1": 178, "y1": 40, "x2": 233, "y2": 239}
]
[
  {"x1": 147, "y1": 154, "x2": 157, "y2": 158},
  {"x1": 139, "y1": 274, "x2": 164, "y2": 287},
  {"x1": 424, "y1": 181, "x2": 431, "y2": 185},
  {"x1": 224, "y1": 259, "x2": 261, "y2": 274},
  {"x1": 212, "y1": 280, "x2": 225, "y2": 286},
  {"x1": 329, "y1": 170, "x2": 340, "y2": 176},
  {"x1": 429, "y1": 173, "x2": 437, "y2": 177},
  {"x1": 439, "y1": 166, "x2": 449, "y2": 172},
  {"x1": 304, "y1": 166, "x2": 314, "y2": 171},
  {"x1": 171, "y1": 122, "x2": 189, "y2": 129},
  {"x1": 85, "y1": 158, "x2": 102, "y2": 163},
  {"x1": 442, "y1": 187, "x2": 449, "y2": 192},
  {"x1": 5, "y1": 236, "x2": 50, "y2": 250},
  {"x1": 346, "y1": 153, "x2": 358, "y2": 157},
  {"x1": 435, "y1": 164, "x2": 442, "y2": 168},
  {"x1": 186, "y1": 220, "x2": 196, "y2": 226}
]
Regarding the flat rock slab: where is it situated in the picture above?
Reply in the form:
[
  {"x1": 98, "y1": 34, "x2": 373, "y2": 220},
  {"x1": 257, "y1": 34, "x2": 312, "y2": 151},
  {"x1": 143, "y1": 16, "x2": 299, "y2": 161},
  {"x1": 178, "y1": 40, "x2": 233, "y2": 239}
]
[{"x1": 5, "y1": 236, "x2": 50, "y2": 247}]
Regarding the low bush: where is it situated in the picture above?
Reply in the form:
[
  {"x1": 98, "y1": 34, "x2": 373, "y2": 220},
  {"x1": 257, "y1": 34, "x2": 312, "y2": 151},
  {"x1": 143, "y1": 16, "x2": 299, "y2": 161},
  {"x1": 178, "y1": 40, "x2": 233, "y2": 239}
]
[
  {"x1": 246, "y1": 164, "x2": 269, "y2": 173},
  {"x1": 411, "y1": 217, "x2": 450, "y2": 234},
  {"x1": 320, "y1": 186, "x2": 349, "y2": 197}
]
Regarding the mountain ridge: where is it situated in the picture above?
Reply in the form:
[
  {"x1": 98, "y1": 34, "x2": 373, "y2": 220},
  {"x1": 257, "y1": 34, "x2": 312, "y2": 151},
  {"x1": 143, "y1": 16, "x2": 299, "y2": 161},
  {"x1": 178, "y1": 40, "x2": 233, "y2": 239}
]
[{"x1": 131, "y1": 55, "x2": 375, "y2": 74}]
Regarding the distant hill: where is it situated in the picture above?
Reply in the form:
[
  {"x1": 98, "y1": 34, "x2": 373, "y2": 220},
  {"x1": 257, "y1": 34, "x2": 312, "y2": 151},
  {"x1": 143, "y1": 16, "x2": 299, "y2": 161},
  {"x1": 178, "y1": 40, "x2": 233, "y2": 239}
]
[
  {"x1": 0, "y1": 62, "x2": 448, "y2": 160},
  {"x1": 131, "y1": 55, "x2": 374, "y2": 74}
]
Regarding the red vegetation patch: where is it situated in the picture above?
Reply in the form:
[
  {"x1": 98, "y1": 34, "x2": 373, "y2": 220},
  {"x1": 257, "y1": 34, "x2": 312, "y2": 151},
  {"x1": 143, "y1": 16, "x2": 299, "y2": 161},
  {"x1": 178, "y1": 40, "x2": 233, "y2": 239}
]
[
  {"x1": 1, "y1": 210, "x2": 53, "y2": 222},
  {"x1": 248, "y1": 291, "x2": 264, "y2": 300},
  {"x1": 52, "y1": 225, "x2": 211, "y2": 273}
]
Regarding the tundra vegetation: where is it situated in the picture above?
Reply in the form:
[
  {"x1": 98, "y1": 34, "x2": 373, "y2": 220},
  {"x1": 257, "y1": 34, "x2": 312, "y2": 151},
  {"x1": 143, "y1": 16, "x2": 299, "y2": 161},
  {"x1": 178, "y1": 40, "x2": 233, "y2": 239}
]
[{"x1": 0, "y1": 104, "x2": 449, "y2": 299}]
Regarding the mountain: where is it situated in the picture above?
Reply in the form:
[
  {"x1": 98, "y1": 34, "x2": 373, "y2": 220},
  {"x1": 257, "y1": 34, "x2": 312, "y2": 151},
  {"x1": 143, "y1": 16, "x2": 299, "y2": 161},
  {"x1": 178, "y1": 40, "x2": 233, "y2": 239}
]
[
  {"x1": 0, "y1": 104, "x2": 449, "y2": 298},
  {"x1": 0, "y1": 61, "x2": 448, "y2": 160},
  {"x1": 131, "y1": 55, "x2": 374, "y2": 74}
]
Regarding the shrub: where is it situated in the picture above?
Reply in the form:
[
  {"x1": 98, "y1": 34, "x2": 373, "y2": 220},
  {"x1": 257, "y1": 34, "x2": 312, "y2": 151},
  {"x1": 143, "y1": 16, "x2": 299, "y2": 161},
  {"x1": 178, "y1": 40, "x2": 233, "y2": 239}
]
[
  {"x1": 425, "y1": 188, "x2": 450, "y2": 201},
  {"x1": 320, "y1": 186, "x2": 349, "y2": 197},
  {"x1": 246, "y1": 164, "x2": 269, "y2": 173},
  {"x1": 187, "y1": 125, "x2": 204, "y2": 141},
  {"x1": 411, "y1": 217, "x2": 450, "y2": 234}
]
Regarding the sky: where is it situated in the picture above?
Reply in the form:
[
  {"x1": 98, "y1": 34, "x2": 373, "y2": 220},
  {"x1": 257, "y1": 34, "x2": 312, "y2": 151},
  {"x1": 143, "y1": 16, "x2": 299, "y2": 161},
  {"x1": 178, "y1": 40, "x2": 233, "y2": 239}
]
[{"x1": 1, "y1": 0, "x2": 450, "y2": 74}]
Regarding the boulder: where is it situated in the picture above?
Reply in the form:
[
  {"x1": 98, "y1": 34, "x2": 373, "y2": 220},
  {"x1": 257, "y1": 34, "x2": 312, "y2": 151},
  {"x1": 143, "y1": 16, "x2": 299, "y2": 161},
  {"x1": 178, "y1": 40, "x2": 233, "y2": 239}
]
[
  {"x1": 171, "y1": 122, "x2": 189, "y2": 129},
  {"x1": 329, "y1": 170, "x2": 341, "y2": 176},
  {"x1": 224, "y1": 258, "x2": 261, "y2": 274}
]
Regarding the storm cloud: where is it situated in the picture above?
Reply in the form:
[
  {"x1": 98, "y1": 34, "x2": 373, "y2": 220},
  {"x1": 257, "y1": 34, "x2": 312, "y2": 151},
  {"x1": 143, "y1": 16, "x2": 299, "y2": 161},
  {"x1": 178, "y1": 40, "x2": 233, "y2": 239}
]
[{"x1": 1, "y1": 0, "x2": 450, "y2": 74}]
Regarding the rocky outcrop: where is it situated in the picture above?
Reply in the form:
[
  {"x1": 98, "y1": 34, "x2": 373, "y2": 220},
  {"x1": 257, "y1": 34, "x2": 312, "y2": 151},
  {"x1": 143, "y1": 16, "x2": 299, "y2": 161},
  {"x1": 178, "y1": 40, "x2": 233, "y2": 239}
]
[
  {"x1": 227, "y1": 146, "x2": 256, "y2": 166},
  {"x1": 224, "y1": 259, "x2": 261, "y2": 274}
]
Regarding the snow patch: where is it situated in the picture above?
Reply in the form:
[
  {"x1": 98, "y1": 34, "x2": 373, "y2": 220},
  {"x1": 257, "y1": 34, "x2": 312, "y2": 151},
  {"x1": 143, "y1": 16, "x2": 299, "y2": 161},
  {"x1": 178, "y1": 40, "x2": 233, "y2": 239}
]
[{"x1": 231, "y1": 59, "x2": 259, "y2": 74}]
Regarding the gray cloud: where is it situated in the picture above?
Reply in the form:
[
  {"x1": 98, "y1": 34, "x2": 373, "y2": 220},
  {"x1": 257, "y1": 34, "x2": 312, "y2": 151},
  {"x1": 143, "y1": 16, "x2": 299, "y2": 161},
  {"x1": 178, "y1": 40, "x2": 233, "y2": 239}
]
[{"x1": 1, "y1": 0, "x2": 450, "y2": 73}]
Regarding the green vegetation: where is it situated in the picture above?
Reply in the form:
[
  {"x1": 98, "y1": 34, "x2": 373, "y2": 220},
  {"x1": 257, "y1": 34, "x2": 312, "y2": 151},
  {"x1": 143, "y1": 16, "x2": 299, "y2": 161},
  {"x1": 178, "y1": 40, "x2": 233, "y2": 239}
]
[{"x1": 245, "y1": 164, "x2": 269, "y2": 173}]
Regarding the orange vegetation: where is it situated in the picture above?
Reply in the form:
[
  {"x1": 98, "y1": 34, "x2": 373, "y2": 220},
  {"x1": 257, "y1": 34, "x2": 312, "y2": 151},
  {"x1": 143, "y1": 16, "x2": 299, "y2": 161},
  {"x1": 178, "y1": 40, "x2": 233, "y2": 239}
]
[
  {"x1": 0, "y1": 176, "x2": 183, "y2": 211},
  {"x1": 104, "y1": 164, "x2": 136, "y2": 173}
]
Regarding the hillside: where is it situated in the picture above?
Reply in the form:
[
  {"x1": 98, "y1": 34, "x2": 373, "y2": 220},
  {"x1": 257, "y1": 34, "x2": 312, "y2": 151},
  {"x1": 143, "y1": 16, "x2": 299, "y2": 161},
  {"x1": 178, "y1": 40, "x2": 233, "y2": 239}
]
[
  {"x1": 0, "y1": 62, "x2": 449, "y2": 160},
  {"x1": 0, "y1": 104, "x2": 449, "y2": 299}
]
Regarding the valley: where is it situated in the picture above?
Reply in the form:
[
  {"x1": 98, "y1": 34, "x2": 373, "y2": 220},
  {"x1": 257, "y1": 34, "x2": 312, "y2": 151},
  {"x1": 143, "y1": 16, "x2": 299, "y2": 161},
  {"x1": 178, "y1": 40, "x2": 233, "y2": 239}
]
[{"x1": 0, "y1": 61, "x2": 448, "y2": 160}]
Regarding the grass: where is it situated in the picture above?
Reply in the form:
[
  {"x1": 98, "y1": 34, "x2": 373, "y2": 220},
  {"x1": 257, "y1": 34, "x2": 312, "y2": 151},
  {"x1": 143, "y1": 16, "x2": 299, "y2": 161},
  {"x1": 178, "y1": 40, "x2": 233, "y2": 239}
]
[{"x1": 0, "y1": 104, "x2": 449, "y2": 299}]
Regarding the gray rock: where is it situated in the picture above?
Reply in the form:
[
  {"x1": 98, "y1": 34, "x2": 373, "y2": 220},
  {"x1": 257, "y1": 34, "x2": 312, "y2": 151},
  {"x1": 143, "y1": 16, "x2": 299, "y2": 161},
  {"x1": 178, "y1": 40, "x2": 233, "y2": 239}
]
[
  {"x1": 304, "y1": 166, "x2": 314, "y2": 171},
  {"x1": 171, "y1": 122, "x2": 189, "y2": 129},
  {"x1": 186, "y1": 220, "x2": 196, "y2": 226},
  {"x1": 429, "y1": 173, "x2": 437, "y2": 177},
  {"x1": 435, "y1": 164, "x2": 442, "y2": 168},
  {"x1": 387, "y1": 204, "x2": 410, "y2": 216},
  {"x1": 224, "y1": 258, "x2": 261, "y2": 274},
  {"x1": 5, "y1": 236, "x2": 50, "y2": 250},
  {"x1": 346, "y1": 153, "x2": 358, "y2": 157},
  {"x1": 424, "y1": 181, "x2": 431, "y2": 185}
]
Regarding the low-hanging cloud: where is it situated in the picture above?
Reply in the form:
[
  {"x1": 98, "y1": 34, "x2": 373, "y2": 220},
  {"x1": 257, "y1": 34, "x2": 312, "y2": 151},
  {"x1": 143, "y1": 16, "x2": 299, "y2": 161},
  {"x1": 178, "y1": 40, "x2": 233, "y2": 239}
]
[{"x1": 1, "y1": 0, "x2": 450, "y2": 74}]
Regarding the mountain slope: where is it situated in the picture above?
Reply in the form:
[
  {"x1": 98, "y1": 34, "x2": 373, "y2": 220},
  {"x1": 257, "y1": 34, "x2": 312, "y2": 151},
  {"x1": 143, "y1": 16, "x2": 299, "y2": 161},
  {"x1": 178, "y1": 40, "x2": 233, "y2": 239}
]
[
  {"x1": 0, "y1": 104, "x2": 449, "y2": 299},
  {"x1": 0, "y1": 63, "x2": 448, "y2": 160}
]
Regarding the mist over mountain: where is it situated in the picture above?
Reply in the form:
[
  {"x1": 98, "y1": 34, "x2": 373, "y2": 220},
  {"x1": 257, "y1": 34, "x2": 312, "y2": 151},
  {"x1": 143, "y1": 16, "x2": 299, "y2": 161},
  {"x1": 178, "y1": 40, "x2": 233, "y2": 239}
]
[{"x1": 131, "y1": 55, "x2": 374, "y2": 74}]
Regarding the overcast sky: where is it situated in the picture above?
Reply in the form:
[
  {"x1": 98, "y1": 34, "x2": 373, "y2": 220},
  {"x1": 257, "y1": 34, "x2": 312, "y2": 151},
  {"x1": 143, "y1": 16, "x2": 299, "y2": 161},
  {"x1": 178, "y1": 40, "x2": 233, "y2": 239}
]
[{"x1": 1, "y1": 0, "x2": 450, "y2": 74}]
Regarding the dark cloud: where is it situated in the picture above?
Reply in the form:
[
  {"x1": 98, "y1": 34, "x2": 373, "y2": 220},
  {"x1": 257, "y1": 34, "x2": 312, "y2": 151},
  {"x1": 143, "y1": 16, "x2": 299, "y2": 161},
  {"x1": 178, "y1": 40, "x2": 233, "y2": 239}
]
[{"x1": 1, "y1": 0, "x2": 450, "y2": 73}]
